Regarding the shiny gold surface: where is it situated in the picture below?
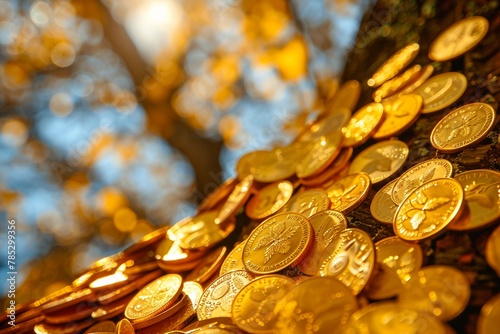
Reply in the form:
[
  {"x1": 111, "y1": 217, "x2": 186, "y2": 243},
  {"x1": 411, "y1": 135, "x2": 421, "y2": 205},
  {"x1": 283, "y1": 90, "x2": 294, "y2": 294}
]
[
  {"x1": 394, "y1": 178, "x2": 464, "y2": 241},
  {"x1": 430, "y1": 103, "x2": 496, "y2": 153}
]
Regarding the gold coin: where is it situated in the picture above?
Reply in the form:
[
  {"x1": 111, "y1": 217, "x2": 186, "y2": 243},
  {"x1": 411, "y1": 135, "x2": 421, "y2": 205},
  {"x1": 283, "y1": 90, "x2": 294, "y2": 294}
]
[
  {"x1": 219, "y1": 240, "x2": 247, "y2": 275},
  {"x1": 245, "y1": 181, "x2": 294, "y2": 220},
  {"x1": 349, "y1": 140, "x2": 409, "y2": 184},
  {"x1": 297, "y1": 210, "x2": 348, "y2": 275},
  {"x1": 178, "y1": 211, "x2": 236, "y2": 250},
  {"x1": 413, "y1": 72, "x2": 467, "y2": 113},
  {"x1": 185, "y1": 246, "x2": 228, "y2": 284},
  {"x1": 327, "y1": 79, "x2": 361, "y2": 112},
  {"x1": 300, "y1": 147, "x2": 353, "y2": 187},
  {"x1": 486, "y1": 225, "x2": 500, "y2": 277},
  {"x1": 430, "y1": 102, "x2": 496, "y2": 153},
  {"x1": 124, "y1": 274, "x2": 183, "y2": 321},
  {"x1": 341, "y1": 102, "x2": 384, "y2": 147},
  {"x1": 429, "y1": 16, "x2": 489, "y2": 61},
  {"x1": 183, "y1": 281, "x2": 204, "y2": 311},
  {"x1": 243, "y1": 212, "x2": 313, "y2": 275},
  {"x1": 368, "y1": 43, "x2": 420, "y2": 87},
  {"x1": 296, "y1": 132, "x2": 344, "y2": 178},
  {"x1": 344, "y1": 301, "x2": 446, "y2": 334},
  {"x1": 217, "y1": 175, "x2": 254, "y2": 224},
  {"x1": 394, "y1": 178, "x2": 464, "y2": 241},
  {"x1": 273, "y1": 276, "x2": 358, "y2": 334},
  {"x1": 477, "y1": 294, "x2": 500, "y2": 334},
  {"x1": 84, "y1": 320, "x2": 116, "y2": 333},
  {"x1": 450, "y1": 169, "x2": 500, "y2": 230},
  {"x1": 371, "y1": 93, "x2": 422, "y2": 140},
  {"x1": 250, "y1": 149, "x2": 299, "y2": 183},
  {"x1": 370, "y1": 178, "x2": 398, "y2": 225},
  {"x1": 198, "y1": 178, "x2": 238, "y2": 213},
  {"x1": 373, "y1": 64, "x2": 422, "y2": 102},
  {"x1": 398, "y1": 265, "x2": 470, "y2": 321},
  {"x1": 131, "y1": 293, "x2": 189, "y2": 329},
  {"x1": 318, "y1": 228, "x2": 375, "y2": 295},
  {"x1": 116, "y1": 319, "x2": 134, "y2": 334},
  {"x1": 231, "y1": 275, "x2": 295, "y2": 333},
  {"x1": 281, "y1": 188, "x2": 330, "y2": 218},
  {"x1": 197, "y1": 270, "x2": 254, "y2": 320},
  {"x1": 392, "y1": 159, "x2": 454, "y2": 205},
  {"x1": 367, "y1": 236, "x2": 423, "y2": 300},
  {"x1": 296, "y1": 108, "x2": 351, "y2": 143},
  {"x1": 326, "y1": 172, "x2": 371, "y2": 213},
  {"x1": 236, "y1": 151, "x2": 267, "y2": 181}
]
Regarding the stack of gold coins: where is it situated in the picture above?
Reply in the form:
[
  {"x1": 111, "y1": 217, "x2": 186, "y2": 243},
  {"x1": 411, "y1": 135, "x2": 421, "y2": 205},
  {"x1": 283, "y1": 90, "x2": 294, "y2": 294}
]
[{"x1": 1, "y1": 15, "x2": 499, "y2": 334}]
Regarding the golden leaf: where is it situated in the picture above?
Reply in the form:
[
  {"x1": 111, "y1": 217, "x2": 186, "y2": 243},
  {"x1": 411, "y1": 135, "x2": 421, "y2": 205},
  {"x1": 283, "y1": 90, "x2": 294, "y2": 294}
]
[{"x1": 410, "y1": 211, "x2": 426, "y2": 230}]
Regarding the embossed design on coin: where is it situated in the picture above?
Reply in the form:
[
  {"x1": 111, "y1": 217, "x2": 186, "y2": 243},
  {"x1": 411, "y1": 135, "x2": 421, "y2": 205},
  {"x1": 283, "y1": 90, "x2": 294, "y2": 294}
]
[
  {"x1": 220, "y1": 240, "x2": 247, "y2": 275},
  {"x1": 451, "y1": 169, "x2": 500, "y2": 230},
  {"x1": 246, "y1": 181, "x2": 293, "y2": 220},
  {"x1": 392, "y1": 159, "x2": 454, "y2": 205},
  {"x1": 232, "y1": 275, "x2": 295, "y2": 333},
  {"x1": 413, "y1": 72, "x2": 467, "y2": 113},
  {"x1": 125, "y1": 274, "x2": 183, "y2": 321},
  {"x1": 296, "y1": 133, "x2": 343, "y2": 178},
  {"x1": 349, "y1": 140, "x2": 409, "y2": 184},
  {"x1": 318, "y1": 228, "x2": 375, "y2": 295},
  {"x1": 429, "y1": 16, "x2": 489, "y2": 61},
  {"x1": 282, "y1": 189, "x2": 330, "y2": 218},
  {"x1": 253, "y1": 220, "x2": 299, "y2": 264},
  {"x1": 298, "y1": 210, "x2": 348, "y2": 275},
  {"x1": 394, "y1": 179, "x2": 464, "y2": 241},
  {"x1": 243, "y1": 212, "x2": 313, "y2": 274},
  {"x1": 178, "y1": 210, "x2": 236, "y2": 250},
  {"x1": 326, "y1": 173, "x2": 371, "y2": 213},
  {"x1": 370, "y1": 179, "x2": 398, "y2": 225},
  {"x1": 197, "y1": 270, "x2": 253, "y2": 320},
  {"x1": 372, "y1": 94, "x2": 422, "y2": 139},
  {"x1": 431, "y1": 103, "x2": 496, "y2": 153}
]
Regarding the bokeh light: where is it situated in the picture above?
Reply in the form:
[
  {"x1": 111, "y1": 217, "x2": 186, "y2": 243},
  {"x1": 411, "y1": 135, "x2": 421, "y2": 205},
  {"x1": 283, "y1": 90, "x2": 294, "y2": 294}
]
[{"x1": 0, "y1": 0, "x2": 372, "y2": 306}]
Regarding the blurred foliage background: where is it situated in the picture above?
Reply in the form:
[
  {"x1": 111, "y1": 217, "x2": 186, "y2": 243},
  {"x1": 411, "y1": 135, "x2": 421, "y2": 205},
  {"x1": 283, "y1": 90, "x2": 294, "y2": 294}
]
[{"x1": 0, "y1": 0, "x2": 374, "y2": 305}]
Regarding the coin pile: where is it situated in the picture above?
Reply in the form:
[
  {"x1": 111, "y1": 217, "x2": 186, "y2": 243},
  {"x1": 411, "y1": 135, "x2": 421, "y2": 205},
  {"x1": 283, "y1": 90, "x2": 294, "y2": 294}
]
[{"x1": 2, "y1": 15, "x2": 500, "y2": 334}]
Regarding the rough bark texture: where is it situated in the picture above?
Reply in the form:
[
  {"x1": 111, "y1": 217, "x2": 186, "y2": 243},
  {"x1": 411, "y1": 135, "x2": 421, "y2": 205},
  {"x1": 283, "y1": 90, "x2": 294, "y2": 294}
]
[{"x1": 342, "y1": 1, "x2": 499, "y2": 332}]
